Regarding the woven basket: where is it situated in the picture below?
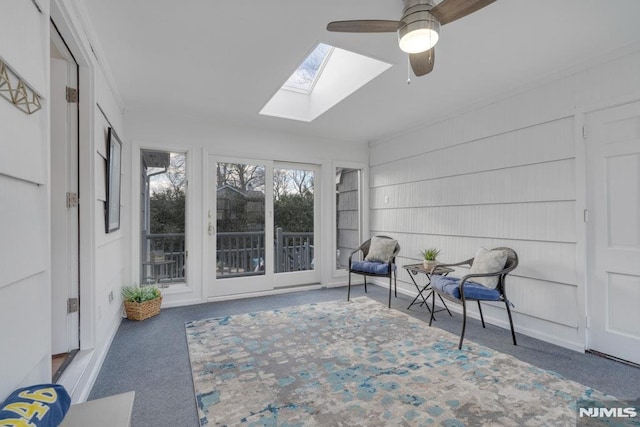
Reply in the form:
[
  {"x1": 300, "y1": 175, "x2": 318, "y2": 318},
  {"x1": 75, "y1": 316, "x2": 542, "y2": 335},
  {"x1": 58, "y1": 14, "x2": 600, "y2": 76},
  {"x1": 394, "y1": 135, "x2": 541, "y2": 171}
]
[{"x1": 123, "y1": 296, "x2": 162, "y2": 321}]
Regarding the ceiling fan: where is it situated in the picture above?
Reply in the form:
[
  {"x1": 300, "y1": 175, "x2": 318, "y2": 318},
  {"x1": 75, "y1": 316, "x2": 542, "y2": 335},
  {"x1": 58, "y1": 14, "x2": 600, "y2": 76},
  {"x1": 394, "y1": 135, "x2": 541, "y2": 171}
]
[{"x1": 327, "y1": 0, "x2": 496, "y2": 77}]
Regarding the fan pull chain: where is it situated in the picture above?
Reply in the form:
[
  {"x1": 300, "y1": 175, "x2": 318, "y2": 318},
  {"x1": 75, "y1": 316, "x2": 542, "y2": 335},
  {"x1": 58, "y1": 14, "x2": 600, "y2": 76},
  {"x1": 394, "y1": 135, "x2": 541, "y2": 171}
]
[{"x1": 407, "y1": 56, "x2": 411, "y2": 85}]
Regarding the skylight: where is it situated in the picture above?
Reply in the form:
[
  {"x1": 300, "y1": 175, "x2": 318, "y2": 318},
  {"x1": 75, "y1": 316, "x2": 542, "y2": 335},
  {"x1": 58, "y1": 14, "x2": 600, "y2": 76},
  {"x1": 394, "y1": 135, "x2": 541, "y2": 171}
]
[
  {"x1": 260, "y1": 43, "x2": 392, "y2": 122},
  {"x1": 282, "y1": 43, "x2": 333, "y2": 94}
]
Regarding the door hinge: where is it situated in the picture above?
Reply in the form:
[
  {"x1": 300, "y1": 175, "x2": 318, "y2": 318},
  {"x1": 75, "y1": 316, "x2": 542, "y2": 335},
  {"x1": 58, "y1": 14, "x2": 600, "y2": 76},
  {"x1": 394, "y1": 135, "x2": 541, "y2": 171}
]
[
  {"x1": 585, "y1": 316, "x2": 590, "y2": 329},
  {"x1": 66, "y1": 86, "x2": 78, "y2": 103},
  {"x1": 582, "y1": 125, "x2": 587, "y2": 139},
  {"x1": 66, "y1": 192, "x2": 78, "y2": 208},
  {"x1": 67, "y1": 297, "x2": 79, "y2": 314},
  {"x1": 583, "y1": 209, "x2": 589, "y2": 223}
]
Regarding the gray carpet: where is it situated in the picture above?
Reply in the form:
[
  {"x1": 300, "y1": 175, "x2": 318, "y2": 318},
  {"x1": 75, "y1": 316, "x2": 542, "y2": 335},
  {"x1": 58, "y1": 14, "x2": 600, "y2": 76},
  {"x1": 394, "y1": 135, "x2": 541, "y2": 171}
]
[{"x1": 89, "y1": 285, "x2": 640, "y2": 427}]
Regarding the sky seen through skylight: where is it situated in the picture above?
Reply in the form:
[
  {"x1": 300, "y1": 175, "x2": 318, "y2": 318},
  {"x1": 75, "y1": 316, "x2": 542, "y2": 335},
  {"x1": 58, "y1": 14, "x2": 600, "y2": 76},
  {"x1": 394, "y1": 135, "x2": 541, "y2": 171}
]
[{"x1": 282, "y1": 43, "x2": 333, "y2": 93}]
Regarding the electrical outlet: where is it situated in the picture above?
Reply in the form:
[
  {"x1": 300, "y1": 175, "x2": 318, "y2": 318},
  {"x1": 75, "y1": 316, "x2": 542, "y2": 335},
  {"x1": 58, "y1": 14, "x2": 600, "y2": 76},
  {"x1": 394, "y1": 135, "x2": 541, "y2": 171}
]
[{"x1": 108, "y1": 291, "x2": 114, "y2": 303}]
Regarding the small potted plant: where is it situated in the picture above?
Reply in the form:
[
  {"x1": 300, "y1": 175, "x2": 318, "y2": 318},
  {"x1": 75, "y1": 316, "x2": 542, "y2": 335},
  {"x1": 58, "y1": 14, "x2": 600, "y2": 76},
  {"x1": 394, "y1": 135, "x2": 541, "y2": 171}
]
[
  {"x1": 420, "y1": 248, "x2": 440, "y2": 271},
  {"x1": 121, "y1": 285, "x2": 162, "y2": 321}
]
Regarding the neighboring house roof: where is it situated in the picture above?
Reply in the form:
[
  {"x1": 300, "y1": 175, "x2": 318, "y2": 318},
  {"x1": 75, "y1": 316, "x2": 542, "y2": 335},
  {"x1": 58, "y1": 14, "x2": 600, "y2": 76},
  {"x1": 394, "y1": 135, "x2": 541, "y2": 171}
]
[{"x1": 217, "y1": 185, "x2": 263, "y2": 199}]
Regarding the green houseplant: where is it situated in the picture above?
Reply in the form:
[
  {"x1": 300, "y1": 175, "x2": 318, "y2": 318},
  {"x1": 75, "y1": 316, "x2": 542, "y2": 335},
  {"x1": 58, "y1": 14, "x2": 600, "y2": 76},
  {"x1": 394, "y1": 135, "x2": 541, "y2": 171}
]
[
  {"x1": 121, "y1": 285, "x2": 162, "y2": 321},
  {"x1": 420, "y1": 248, "x2": 440, "y2": 270}
]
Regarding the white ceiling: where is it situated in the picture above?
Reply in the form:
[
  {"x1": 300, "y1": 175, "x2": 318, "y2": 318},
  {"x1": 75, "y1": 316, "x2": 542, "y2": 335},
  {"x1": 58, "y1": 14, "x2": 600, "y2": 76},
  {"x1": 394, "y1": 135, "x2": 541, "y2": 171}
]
[{"x1": 79, "y1": 0, "x2": 640, "y2": 144}]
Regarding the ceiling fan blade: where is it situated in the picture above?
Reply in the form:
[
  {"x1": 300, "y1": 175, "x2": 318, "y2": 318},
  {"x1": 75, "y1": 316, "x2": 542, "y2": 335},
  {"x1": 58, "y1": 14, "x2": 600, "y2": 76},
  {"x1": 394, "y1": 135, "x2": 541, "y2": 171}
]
[
  {"x1": 327, "y1": 20, "x2": 402, "y2": 33},
  {"x1": 410, "y1": 49, "x2": 435, "y2": 77},
  {"x1": 430, "y1": 0, "x2": 496, "y2": 25}
]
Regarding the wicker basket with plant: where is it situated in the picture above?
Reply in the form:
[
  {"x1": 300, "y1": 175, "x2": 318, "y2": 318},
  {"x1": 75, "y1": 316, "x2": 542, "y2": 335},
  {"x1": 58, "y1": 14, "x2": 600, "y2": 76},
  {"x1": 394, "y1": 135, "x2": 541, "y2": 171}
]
[{"x1": 122, "y1": 285, "x2": 162, "y2": 321}]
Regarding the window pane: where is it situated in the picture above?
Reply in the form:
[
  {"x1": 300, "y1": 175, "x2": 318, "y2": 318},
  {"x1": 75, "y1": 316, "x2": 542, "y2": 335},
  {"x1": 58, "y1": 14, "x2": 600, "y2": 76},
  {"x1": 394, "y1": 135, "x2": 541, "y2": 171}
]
[
  {"x1": 274, "y1": 167, "x2": 314, "y2": 273},
  {"x1": 336, "y1": 168, "x2": 361, "y2": 270},
  {"x1": 282, "y1": 43, "x2": 333, "y2": 93},
  {"x1": 140, "y1": 150, "x2": 186, "y2": 286},
  {"x1": 216, "y1": 162, "x2": 266, "y2": 278}
]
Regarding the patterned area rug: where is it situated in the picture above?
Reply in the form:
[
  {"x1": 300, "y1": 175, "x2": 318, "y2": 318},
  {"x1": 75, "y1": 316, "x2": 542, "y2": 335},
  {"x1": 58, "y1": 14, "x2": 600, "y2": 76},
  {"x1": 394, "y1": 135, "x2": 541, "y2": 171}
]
[{"x1": 185, "y1": 297, "x2": 612, "y2": 426}]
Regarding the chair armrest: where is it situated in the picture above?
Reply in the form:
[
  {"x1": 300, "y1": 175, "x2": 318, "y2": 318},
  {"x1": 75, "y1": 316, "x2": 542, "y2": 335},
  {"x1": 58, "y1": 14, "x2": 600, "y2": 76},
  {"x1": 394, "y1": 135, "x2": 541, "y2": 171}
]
[
  {"x1": 460, "y1": 270, "x2": 505, "y2": 282},
  {"x1": 348, "y1": 247, "x2": 364, "y2": 268},
  {"x1": 458, "y1": 268, "x2": 512, "y2": 299},
  {"x1": 388, "y1": 245, "x2": 401, "y2": 266}
]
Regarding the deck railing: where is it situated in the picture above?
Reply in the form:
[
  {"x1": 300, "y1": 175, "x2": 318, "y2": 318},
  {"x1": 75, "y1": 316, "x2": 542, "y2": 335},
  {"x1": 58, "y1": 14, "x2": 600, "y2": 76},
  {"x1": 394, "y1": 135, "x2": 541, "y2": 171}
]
[
  {"x1": 143, "y1": 233, "x2": 186, "y2": 284},
  {"x1": 216, "y1": 231, "x2": 265, "y2": 277},
  {"x1": 275, "y1": 228, "x2": 314, "y2": 273},
  {"x1": 216, "y1": 229, "x2": 314, "y2": 277},
  {"x1": 143, "y1": 229, "x2": 314, "y2": 282}
]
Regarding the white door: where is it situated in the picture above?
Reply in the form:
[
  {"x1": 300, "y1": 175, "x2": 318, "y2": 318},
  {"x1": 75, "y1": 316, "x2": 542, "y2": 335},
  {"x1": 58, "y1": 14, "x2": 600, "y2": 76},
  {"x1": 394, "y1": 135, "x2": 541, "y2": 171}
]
[
  {"x1": 50, "y1": 31, "x2": 80, "y2": 355},
  {"x1": 586, "y1": 100, "x2": 640, "y2": 365}
]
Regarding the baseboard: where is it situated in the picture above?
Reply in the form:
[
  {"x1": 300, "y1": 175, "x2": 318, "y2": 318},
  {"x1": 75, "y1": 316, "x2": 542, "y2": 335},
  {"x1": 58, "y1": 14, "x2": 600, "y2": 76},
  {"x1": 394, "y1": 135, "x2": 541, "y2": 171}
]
[
  {"x1": 59, "y1": 314, "x2": 123, "y2": 403},
  {"x1": 161, "y1": 297, "x2": 209, "y2": 309},
  {"x1": 206, "y1": 284, "x2": 324, "y2": 303}
]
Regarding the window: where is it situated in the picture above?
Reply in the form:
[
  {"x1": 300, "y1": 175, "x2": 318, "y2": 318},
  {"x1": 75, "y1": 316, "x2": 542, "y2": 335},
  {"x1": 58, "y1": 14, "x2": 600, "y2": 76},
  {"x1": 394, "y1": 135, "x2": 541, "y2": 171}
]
[
  {"x1": 335, "y1": 167, "x2": 362, "y2": 270},
  {"x1": 140, "y1": 150, "x2": 187, "y2": 286},
  {"x1": 282, "y1": 43, "x2": 333, "y2": 94},
  {"x1": 215, "y1": 162, "x2": 266, "y2": 279},
  {"x1": 273, "y1": 166, "x2": 315, "y2": 273}
]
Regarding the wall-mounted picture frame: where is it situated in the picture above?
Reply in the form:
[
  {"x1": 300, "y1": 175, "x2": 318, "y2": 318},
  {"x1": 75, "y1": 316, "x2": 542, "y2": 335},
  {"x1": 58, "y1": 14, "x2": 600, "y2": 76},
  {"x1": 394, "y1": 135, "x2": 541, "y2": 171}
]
[{"x1": 105, "y1": 127, "x2": 122, "y2": 233}]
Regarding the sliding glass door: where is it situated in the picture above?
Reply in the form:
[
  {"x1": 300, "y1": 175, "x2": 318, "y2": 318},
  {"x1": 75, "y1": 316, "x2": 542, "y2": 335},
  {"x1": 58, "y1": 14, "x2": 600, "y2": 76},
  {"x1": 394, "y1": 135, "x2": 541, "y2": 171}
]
[{"x1": 208, "y1": 157, "x2": 319, "y2": 297}]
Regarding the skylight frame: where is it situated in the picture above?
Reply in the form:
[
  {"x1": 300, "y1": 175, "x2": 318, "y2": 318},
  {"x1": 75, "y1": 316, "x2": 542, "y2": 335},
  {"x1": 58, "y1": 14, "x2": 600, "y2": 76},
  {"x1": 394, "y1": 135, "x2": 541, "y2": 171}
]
[
  {"x1": 260, "y1": 43, "x2": 392, "y2": 123},
  {"x1": 281, "y1": 43, "x2": 334, "y2": 95}
]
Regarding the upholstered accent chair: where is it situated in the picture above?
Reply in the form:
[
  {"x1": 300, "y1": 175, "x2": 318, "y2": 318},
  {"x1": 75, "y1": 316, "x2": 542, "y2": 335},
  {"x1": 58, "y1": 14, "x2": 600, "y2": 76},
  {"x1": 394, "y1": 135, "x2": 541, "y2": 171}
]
[
  {"x1": 347, "y1": 236, "x2": 400, "y2": 308},
  {"x1": 429, "y1": 247, "x2": 519, "y2": 349}
]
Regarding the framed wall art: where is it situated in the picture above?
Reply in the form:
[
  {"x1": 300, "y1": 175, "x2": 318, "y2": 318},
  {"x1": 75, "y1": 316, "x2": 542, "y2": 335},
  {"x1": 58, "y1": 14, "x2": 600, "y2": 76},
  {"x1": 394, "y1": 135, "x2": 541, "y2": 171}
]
[{"x1": 105, "y1": 127, "x2": 122, "y2": 233}]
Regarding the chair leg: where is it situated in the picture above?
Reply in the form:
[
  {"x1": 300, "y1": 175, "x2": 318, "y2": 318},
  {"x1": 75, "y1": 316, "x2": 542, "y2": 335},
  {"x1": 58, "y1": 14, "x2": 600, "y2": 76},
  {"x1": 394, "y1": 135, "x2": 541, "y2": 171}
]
[
  {"x1": 505, "y1": 300, "x2": 517, "y2": 346},
  {"x1": 364, "y1": 276, "x2": 367, "y2": 293},
  {"x1": 347, "y1": 271, "x2": 352, "y2": 301},
  {"x1": 458, "y1": 299, "x2": 467, "y2": 350},
  {"x1": 394, "y1": 271, "x2": 397, "y2": 297},
  {"x1": 477, "y1": 301, "x2": 486, "y2": 328},
  {"x1": 388, "y1": 275, "x2": 392, "y2": 308},
  {"x1": 429, "y1": 289, "x2": 436, "y2": 326}
]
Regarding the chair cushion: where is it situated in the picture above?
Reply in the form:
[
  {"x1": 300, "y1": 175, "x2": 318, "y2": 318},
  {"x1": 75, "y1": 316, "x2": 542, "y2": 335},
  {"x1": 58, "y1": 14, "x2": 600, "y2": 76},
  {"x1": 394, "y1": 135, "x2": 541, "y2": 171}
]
[
  {"x1": 364, "y1": 236, "x2": 398, "y2": 262},
  {"x1": 469, "y1": 247, "x2": 508, "y2": 288},
  {"x1": 0, "y1": 384, "x2": 71, "y2": 427},
  {"x1": 432, "y1": 275, "x2": 501, "y2": 301},
  {"x1": 351, "y1": 261, "x2": 396, "y2": 275}
]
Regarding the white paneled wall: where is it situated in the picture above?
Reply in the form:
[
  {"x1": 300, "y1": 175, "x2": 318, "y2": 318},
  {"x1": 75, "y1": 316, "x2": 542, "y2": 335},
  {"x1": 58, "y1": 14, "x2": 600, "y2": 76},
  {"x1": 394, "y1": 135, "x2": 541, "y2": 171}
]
[
  {"x1": 369, "y1": 48, "x2": 640, "y2": 351},
  {"x1": 0, "y1": 0, "x2": 129, "y2": 401},
  {"x1": 92, "y1": 67, "x2": 127, "y2": 370},
  {"x1": 0, "y1": 0, "x2": 50, "y2": 400}
]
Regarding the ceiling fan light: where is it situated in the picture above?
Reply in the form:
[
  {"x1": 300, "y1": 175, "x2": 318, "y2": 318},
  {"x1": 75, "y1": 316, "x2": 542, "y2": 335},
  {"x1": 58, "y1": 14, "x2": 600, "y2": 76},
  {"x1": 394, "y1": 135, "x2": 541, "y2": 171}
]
[{"x1": 398, "y1": 12, "x2": 440, "y2": 54}]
